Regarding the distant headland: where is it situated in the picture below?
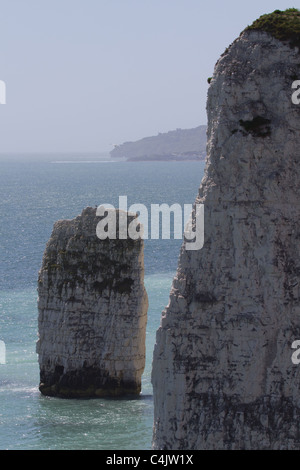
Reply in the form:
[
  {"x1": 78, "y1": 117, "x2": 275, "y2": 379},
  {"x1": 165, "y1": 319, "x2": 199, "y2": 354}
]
[{"x1": 110, "y1": 126, "x2": 207, "y2": 161}]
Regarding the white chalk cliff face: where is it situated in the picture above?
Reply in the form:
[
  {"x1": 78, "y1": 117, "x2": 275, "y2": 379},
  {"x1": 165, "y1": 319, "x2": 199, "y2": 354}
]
[
  {"x1": 152, "y1": 28, "x2": 300, "y2": 449},
  {"x1": 37, "y1": 207, "x2": 148, "y2": 398}
]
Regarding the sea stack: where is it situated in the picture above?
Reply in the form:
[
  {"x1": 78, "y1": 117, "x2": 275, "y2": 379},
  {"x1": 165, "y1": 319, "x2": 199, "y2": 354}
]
[
  {"x1": 152, "y1": 9, "x2": 300, "y2": 449},
  {"x1": 37, "y1": 207, "x2": 148, "y2": 398}
]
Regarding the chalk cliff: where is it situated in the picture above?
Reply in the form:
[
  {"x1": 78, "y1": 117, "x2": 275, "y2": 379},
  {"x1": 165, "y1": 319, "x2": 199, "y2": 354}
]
[
  {"x1": 37, "y1": 207, "x2": 148, "y2": 398},
  {"x1": 152, "y1": 9, "x2": 300, "y2": 449}
]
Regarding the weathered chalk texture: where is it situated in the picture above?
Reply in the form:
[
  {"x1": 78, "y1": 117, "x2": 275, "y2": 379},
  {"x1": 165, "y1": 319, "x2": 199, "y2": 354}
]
[
  {"x1": 152, "y1": 11, "x2": 300, "y2": 449},
  {"x1": 37, "y1": 207, "x2": 148, "y2": 398}
]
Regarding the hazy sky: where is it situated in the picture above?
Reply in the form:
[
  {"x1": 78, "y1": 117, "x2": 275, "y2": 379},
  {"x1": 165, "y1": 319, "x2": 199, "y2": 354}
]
[{"x1": 0, "y1": 0, "x2": 295, "y2": 153}]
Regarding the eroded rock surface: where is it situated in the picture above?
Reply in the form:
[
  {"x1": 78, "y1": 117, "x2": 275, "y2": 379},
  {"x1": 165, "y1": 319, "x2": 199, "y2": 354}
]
[
  {"x1": 37, "y1": 207, "x2": 148, "y2": 398},
  {"x1": 152, "y1": 11, "x2": 300, "y2": 450}
]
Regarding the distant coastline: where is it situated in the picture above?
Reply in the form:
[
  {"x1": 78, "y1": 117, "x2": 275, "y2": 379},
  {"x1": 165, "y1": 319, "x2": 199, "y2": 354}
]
[
  {"x1": 126, "y1": 153, "x2": 204, "y2": 162},
  {"x1": 0, "y1": 125, "x2": 208, "y2": 163},
  {"x1": 110, "y1": 126, "x2": 207, "y2": 162}
]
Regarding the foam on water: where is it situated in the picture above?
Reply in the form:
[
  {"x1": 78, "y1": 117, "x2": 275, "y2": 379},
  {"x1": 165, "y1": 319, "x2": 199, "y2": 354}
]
[{"x1": 0, "y1": 341, "x2": 5, "y2": 364}]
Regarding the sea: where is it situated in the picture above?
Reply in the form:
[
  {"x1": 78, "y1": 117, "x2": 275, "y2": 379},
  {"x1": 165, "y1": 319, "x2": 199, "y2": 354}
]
[{"x1": 0, "y1": 153, "x2": 205, "y2": 450}]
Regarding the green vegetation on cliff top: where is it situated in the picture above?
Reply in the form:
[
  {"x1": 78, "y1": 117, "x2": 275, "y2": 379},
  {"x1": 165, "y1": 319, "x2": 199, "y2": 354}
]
[{"x1": 245, "y1": 8, "x2": 300, "y2": 48}]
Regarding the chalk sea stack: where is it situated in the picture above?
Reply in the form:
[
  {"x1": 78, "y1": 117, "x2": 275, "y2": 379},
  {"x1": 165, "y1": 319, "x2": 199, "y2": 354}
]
[
  {"x1": 37, "y1": 207, "x2": 148, "y2": 398},
  {"x1": 152, "y1": 9, "x2": 300, "y2": 449}
]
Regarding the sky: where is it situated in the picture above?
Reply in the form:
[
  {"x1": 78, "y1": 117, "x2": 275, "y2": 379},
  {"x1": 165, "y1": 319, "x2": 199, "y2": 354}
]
[{"x1": 0, "y1": 0, "x2": 297, "y2": 153}]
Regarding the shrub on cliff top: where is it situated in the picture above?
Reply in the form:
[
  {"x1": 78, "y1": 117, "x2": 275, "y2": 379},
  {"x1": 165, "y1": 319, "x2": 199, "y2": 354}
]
[{"x1": 245, "y1": 8, "x2": 300, "y2": 49}]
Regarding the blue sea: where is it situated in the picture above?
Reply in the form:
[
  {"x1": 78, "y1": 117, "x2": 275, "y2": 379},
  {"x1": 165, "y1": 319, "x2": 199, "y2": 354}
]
[{"x1": 0, "y1": 154, "x2": 204, "y2": 450}]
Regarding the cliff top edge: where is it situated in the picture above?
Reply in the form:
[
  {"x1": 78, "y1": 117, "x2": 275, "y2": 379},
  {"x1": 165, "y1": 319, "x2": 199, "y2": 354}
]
[{"x1": 244, "y1": 8, "x2": 300, "y2": 49}]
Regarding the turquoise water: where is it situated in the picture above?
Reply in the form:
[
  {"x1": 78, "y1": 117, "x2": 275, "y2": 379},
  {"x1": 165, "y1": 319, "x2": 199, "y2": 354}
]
[{"x1": 0, "y1": 157, "x2": 204, "y2": 450}]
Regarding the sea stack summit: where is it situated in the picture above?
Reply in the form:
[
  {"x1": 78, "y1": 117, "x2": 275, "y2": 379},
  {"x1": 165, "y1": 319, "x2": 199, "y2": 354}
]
[
  {"x1": 152, "y1": 9, "x2": 300, "y2": 449},
  {"x1": 37, "y1": 207, "x2": 148, "y2": 398}
]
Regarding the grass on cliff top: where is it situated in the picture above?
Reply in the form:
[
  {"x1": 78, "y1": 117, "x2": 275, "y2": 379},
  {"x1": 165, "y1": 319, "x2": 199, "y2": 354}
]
[{"x1": 245, "y1": 8, "x2": 300, "y2": 48}]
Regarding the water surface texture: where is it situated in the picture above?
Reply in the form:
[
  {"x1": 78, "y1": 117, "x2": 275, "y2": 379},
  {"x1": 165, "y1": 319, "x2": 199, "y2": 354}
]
[{"x1": 0, "y1": 157, "x2": 204, "y2": 449}]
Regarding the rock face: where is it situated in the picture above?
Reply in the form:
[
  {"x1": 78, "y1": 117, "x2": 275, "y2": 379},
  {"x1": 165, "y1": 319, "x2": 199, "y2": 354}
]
[
  {"x1": 37, "y1": 207, "x2": 148, "y2": 398},
  {"x1": 152, "y1": 10, "x2": 300, "y2": 450}
]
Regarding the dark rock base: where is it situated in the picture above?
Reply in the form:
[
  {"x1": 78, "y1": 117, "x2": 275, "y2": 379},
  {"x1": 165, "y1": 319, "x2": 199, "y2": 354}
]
[{"x1": 39, "y1": 366, "x2": 141, "y2": 398}]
